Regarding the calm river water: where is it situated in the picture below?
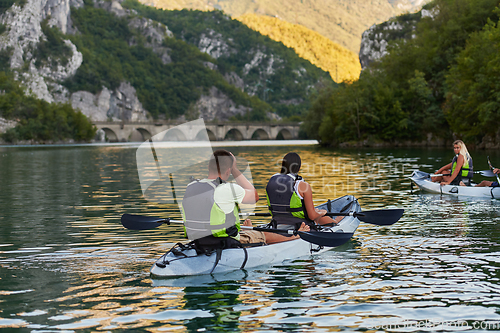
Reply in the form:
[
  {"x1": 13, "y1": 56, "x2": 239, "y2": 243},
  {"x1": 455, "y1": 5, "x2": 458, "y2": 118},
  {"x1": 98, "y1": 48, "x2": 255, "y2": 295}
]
[{"x1": 1, "y1": 142, "x2": 500, "y2": 332}]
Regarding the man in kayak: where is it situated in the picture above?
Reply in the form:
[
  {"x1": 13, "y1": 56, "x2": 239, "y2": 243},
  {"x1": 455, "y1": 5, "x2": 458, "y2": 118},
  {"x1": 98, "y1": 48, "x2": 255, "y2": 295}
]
[
  {"x1": 182, "y1": 149, "x2": 309, "y2": 248},
  {"x1": 266, "y1": 152, "x2": 343, "y2": 229},
  {"x1": 431, "y1": 140, "x2": 473, "y2": 186},
  {"x1": 475, "y1": 168, "x2": 500, "y2": 187}
]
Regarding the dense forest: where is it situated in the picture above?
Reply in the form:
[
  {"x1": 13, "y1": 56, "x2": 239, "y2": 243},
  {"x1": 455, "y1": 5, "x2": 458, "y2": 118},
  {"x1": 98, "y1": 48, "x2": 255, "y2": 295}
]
[
  {"x1": 304, "y1": 0, "x2": 500, "y2": 146},
  {"x1": 65, "y1": 1, "x2": 266, "y2": 120}
]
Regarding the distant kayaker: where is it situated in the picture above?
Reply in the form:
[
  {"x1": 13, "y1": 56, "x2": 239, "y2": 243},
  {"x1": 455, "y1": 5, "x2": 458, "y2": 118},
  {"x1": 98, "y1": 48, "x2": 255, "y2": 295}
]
[
  {"x1": 266, "y1": 152, "x2": 343, "y2": 229},
  {"x1": 431, "y1": 140, "x2": 474, "y2": 186},
  {"x1": 182, "y1": 149, "x2": 309, "y2": 248},
  {"x1": 475, "y1": 168, "x2": 500, "y2": 187}
]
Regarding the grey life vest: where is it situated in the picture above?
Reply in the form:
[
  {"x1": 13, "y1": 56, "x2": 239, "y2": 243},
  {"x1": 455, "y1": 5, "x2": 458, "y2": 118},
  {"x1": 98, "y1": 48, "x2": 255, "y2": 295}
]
[
  {"x1": 265, "y1": 173, "x2": 310, "y2": 226},
  {"x1": 182, "y1": 179, "x2": 239, "y2": 241}
]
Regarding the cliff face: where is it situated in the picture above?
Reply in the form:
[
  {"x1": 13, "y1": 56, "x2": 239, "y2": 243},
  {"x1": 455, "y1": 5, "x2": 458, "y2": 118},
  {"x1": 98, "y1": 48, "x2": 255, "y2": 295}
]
[
  {"x1": 0, "y1": 0, "x2": 149, "y2": 121},
  {"x1": 0, "y1": 117, "x2": 17, "y2": 134},
  {"x1": 1, "y1": 0, "x2": 83, "y2": 102},
  {"x1": 0, "y1": 0, "x2": 272, "y2": 123},
  {"x1": 359, "y1": 10, "x2": 427, "y2": 69}
]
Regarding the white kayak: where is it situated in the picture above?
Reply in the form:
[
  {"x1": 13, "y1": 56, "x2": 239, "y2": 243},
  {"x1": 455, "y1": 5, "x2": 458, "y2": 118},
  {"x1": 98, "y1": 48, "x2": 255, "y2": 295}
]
[
  {"x1": 150, "y1": 195, "x2": 361, "y2": 277},
  {"x1": 409, "y1": 170, "x2": 500, "y2": 199}
]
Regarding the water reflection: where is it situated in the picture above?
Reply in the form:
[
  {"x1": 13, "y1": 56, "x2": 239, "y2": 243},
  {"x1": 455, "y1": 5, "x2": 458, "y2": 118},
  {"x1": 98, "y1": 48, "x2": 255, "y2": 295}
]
[{"x1": 1, "y1": 144, "x2": 500, "y2": 331}]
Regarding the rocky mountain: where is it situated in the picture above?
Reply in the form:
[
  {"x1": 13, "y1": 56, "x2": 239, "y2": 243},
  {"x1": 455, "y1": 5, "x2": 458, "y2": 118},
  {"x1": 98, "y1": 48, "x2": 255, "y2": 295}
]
[
  {"x1": 142, "y1": 0, "x2": 431, "y2": 54},
  {"x1": 236, "y1": 13, "x2": 361, "y2": 83},
  {"x1": 0, "y1": 0, "x2": 150, "y2": 122},
  {"x1": 358, "y1": 5, "x2": 437, "y2": 69},
  {"x1": 0, "y1": 0, "x2": 332, "y2": 125}
]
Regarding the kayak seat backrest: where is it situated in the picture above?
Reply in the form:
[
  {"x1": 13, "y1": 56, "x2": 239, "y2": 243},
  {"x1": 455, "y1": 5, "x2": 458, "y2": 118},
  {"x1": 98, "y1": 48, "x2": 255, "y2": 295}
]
[
  {"x1": 319, "y1": 195, "x2": 354, "y2": 213},
  {"x1": 339, "y1": 200, "x2": 354, "y2": 213},
  {"x1": 194, "y1": 235, "x2": 251, "y2": 273},
  {"x1": 194, "y1": 235, "x2": 242, "y2": 254}
]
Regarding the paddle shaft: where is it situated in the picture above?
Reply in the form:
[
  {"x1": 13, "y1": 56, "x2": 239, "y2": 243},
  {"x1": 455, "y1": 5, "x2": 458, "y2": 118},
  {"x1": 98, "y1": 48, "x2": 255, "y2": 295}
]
[
  {"x1": 241, "y1": 225, "x2": 294, "y2": 235},
  {"x1": 122, "y1": 217, "x2": 303, "y2": 235},
  {"x1": 127, "y1": 217, "x2": 294, "y2": 232},
  {"x1": 240, "y1": 208, "x2": 404, "y2": 226},
  {"x1": 430, "y1": 170, "x2": 493, "y2": 177},
  {"x1": 488, "y1": 156, "x2": 500, "y2": 184},
  {"x1": 241, "y1": 212, "x2": 358, "y2": 217},
  {"x1": 120, "y1": 214, "x2": 352, "y2": 247},
  {"x1": 121, "y1": 214, "x2": 307, "y2": 231}
]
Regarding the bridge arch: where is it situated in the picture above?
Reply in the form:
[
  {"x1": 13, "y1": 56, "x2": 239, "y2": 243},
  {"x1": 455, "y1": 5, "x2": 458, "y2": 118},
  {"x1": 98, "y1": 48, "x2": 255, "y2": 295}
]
[
  {"x1": 206, "y1": 129, "x2": 216, "y2": 141},
  {"x1": 251, "y1": 128, "x2": 270, "y2": 140},
  {"x1": 101, "y1": 128, "x2": 119, "y2": 142},
  {"x1": 129, "y1": 128, "x2": 152, "y2": 142},
  {"x1": 224, "y1": 128, "x2": 244, "y2": 141},
  {"x1": 276, "y1": 128, "x2": 293, "y2": 140},
  {"x1": 162, "y1": 128, "x2": 187, "y2": 141},
  {"x1": 195, "y1": 129, "x2": 216, "y2": 141}
]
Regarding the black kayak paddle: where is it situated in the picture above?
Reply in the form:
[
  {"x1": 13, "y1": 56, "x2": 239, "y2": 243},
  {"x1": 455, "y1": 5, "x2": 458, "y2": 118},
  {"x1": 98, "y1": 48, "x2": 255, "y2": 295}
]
[
  {"x1": 120, "y1": 213, "x2": 353, "y2": 247},
  {"x1": 241, "y1": 208, "x2": 404, "y2": 226}
]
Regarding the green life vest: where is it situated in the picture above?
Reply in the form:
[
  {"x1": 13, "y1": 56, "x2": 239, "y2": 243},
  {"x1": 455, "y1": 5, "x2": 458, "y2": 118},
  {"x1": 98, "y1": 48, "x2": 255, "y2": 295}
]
[
  {"x1": 451, "y1": 154, "x2": 474, "y2": 179},
  {"x1": 182, "y1": 179, "x2": 240, "y2": 240}
]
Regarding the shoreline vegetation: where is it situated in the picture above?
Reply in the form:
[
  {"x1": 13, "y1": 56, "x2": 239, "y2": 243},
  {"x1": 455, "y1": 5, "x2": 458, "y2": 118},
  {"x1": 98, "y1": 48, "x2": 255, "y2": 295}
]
[
  {"x1": 303, "y1": 0, "x2": 500, "y2": 149},
  {"x1": 1, "y1": 138, "x2": 500, "y2": 150},
  {"x1": 0, "y1": 72, "x2": 96, "y2": 144}
]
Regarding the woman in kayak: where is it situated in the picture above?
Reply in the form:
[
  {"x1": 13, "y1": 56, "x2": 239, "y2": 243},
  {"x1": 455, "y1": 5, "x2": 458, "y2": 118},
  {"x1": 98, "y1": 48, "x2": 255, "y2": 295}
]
[
  {"x1": 475, "y1": 168, "x2": 500, "y2": 187},
  {"x1": 265, "y1": 152, "x2": 343, "y2": 229},
  {"x1": 182, "y1": 149, "x2": 309, "y2": 247},
  {"x1": 431, "y1": 140, "x2": 474, "y2": 186}
]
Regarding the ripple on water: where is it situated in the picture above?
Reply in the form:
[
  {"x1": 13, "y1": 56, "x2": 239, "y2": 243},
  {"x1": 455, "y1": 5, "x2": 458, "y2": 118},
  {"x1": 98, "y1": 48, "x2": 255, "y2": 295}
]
[{"x1": 1, "y1": 145, "x2": 500, "y2": 331}]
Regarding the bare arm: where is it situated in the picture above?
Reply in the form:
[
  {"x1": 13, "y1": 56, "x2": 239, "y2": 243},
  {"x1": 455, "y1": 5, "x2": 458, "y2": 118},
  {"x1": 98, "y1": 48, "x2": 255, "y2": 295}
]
[
  {"x1": 437, "y1": 162, "x2": 453, "y2": 174},
  {"x1": 297, "y1": 181, "x2": 339, "y2": 225},
  {"x1": 230, "y1": 153, "x2": 259, "y2": 204},
  {"x1": 441, "y1": 155, "x2": 464, "y2": 185}
]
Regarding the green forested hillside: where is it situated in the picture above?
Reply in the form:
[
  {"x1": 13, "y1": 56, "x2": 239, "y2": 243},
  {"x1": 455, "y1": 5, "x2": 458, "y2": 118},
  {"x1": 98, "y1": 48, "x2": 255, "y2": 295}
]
[
  {"x1": 1, "y1": 0, "x2": 334, "y2": 143},
  {"x1": 65, "y1": 3, "x2": 265, "y2": 120},
  {"x1": 304, "y1": 0, "x2": 500, "y2": 146},
  {"x1": 121, "y1": 0, "x2": 333, "y2": 119}
]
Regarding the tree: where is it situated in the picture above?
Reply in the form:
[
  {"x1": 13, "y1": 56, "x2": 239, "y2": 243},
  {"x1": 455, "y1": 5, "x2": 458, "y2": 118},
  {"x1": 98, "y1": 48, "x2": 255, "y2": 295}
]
[{"x1": 445, "y1": 15, "x2": 500, "y2": 140}]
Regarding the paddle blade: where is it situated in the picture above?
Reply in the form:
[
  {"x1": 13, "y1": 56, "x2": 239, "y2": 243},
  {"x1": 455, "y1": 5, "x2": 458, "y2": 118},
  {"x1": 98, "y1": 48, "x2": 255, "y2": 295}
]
[
  {"x1": 478, "y1": 170, "x2": 496, "y2": 177},
  {"x1": 121, "y1": 214, "x2": 166, "y2": 230},
  {"x1": 410, "y1": 170, "x2": 431, "y2": 179},
  {"x1": 298, "y1": 231, "x2": 354, "y2": 247},
  {"x1": 356, "y1": 209, "x2": 404, "y2": 226}
]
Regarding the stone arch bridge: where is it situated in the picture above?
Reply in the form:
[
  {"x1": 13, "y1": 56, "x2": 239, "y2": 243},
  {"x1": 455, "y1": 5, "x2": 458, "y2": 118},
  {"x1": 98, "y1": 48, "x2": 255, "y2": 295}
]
[{"x1": 94, "y1": 121, "x2": 301, "y2": 142}]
